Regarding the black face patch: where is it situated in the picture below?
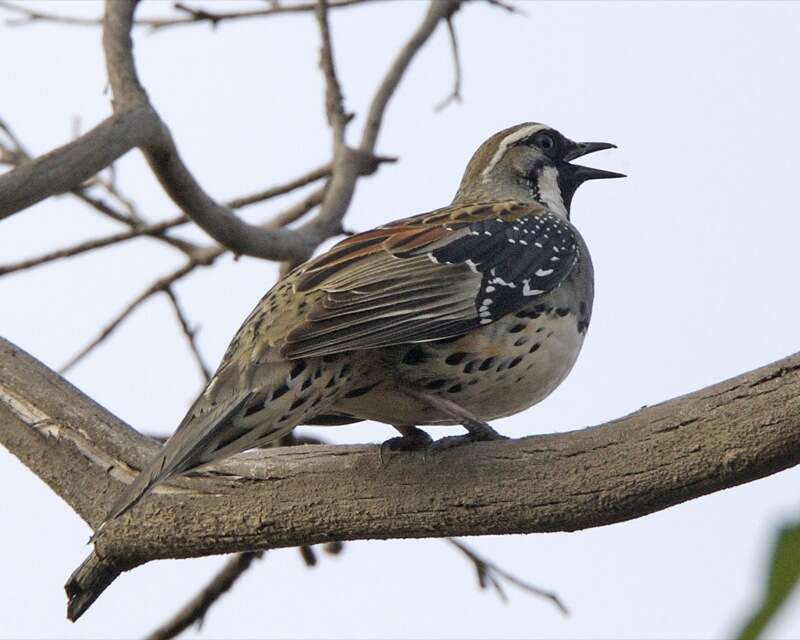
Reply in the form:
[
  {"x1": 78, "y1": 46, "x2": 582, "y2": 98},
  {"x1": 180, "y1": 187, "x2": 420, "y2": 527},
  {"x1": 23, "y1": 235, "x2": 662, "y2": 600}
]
[{"x1": 514, "y1": 128, "x2": 565, "y2": 160}]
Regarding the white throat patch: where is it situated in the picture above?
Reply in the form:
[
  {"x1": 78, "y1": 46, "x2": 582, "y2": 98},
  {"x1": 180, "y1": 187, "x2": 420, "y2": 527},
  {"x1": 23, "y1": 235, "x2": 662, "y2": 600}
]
[{"x1": 535, "y1": 165, "x2": 568, "y2": 219}]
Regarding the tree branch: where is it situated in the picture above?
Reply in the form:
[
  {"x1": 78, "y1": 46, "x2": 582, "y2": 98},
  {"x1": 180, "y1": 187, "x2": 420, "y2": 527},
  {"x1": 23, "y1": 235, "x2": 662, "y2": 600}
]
[
  {"x1": 434, "y1": 15, "x2": 463, "y2": 112},
  {"x1": 58, "y1": 260, "x2": 200, "y2": 374},
  {"x1": 163, "y1": 287, "x2": 212, "y2": 383},
  {"x1": 0, "y1": 0, "x2": 374, "y2": 31},
  {"x1": 0, "y1": 1, "x2": 401, "y2": 261},
  {"x1": 0, "y1": 217, "x2": 186, "y2": 277},
  {"x1": 1, "y1": 339, "x2": 798, "y2": 619},
  {"x1": 359, "y1": 0, "x2": 461, "y2": 153},
  {"x1": 56, "y1": 184, "x2": 328, "y2": 373},
  {"x1": 0, "y1": 106, "x2": 158, "y2": 220},
  {"x1": 446, "y1": 538, "x2": 567, "y2": 614},
  {"x1": 145, "y1": 551, "x2": 264, "y2": 640}
]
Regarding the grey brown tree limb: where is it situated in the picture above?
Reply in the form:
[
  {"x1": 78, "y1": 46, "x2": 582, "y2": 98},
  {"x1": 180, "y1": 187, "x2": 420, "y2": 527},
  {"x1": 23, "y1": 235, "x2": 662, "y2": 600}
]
[
  {"x1": 0, "y1": 0, "x2": 453, "y2": 262},
  {"x1": 145, "y1": 551, "x2": 264, "y2": 640},
  {"x1": 1, "y1": 338, "x2": 798, "y2": 620},
  {"x1": 56, "y1": 185, "x2": 328, "y2": 374},
  {"x1": 0, "y1": 0, "x2": 374, "y2": 31}
]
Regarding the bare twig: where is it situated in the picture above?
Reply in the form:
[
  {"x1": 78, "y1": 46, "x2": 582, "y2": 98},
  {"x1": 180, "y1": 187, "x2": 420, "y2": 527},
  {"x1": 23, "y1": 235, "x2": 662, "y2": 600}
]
[
  {"x1": 0, "y1": 106, "x2": 159, "y2": 221},
  {"x1": 0, "y1": 0, "x2": 100, "y2": 27},
  {"x1": 0, "y1": 114, "x2": 195, "y2": 256},
  {"x1": 316, "y1": 0, "x2": 349, "y2": 143},
  {"x1": 446, "y1": 538, "x2": 568, "y2": 615},
  {"x1": 146, "y1": 551, "x2": 264, "y2": 640},
  {"x1": 359, "y1": 0, "x2": 461, "y2": 153},
  {"x1": 434, "y1": 15, "x2": 463, "y2": 112},
  {"x1": 0, "y1": 217, "x2": 186, "y2": 277},
  {"x1": 57, "y1": 184, "x2": 327, "y2": 373},
  {"x1": 59, "y1": 260, "x2": 201, "y2": 374},
  {"x1": 0, "y1": 115, "x2": 30, "y2": 156},
  {"x1": 163, "y1": 287, "x2": 212, "y2": 382},
  {"x1": 88, "y1": 172, "x2": 146, "y2": 225},
  {"x1": 227, "y1": 164, "x2": 330, "y2": 210},
  {"x1": 0, "y1": 0, "x2": 452, "y2": 263},
  {"x1": 0, "y1": 0, "x2": 372, "y2": 30},
  {"x1": 143, "y1": 0, "x2": 372, "y2": 33},
  {"x1": 485, "y1": 0, "x2": 524, "y2": 14}
]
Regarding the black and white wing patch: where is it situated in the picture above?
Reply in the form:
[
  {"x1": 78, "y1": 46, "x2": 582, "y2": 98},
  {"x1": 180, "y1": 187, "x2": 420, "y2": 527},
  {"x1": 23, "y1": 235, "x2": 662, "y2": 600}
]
[
  {"x1": 412, "y1": 211, "x2": 579, "y2": 324},
  {"x1": 283, "y1": 202, "x2": 580, "y2": 357}
]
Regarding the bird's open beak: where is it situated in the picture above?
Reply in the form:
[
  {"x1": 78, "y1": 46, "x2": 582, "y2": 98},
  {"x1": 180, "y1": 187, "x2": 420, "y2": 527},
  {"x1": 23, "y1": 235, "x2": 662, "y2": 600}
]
[{"x1": 564, "y1": 141, "x2": 626, "y2": 181}]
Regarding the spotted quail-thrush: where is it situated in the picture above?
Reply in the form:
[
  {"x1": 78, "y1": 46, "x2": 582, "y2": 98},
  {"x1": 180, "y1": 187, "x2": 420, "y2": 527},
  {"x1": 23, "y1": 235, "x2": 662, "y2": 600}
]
[{"x1": 98, "y1": 122, "x2": 623, "y2": 533}]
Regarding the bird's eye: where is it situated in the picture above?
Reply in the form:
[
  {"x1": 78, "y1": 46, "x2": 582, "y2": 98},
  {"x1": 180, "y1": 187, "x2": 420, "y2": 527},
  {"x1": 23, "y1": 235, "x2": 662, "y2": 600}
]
[{"x1": 534, "y1": 133, "x2": 556, "y2": 151}]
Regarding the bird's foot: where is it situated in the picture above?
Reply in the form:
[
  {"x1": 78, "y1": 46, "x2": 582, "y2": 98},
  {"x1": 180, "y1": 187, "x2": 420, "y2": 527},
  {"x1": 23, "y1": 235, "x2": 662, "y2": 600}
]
[
  {"x1": 431, "y1": 420, "x2": 508, "y2": 452},
  {"x1": 379, "y1": 426, "x2": 433, "y2": 465}
]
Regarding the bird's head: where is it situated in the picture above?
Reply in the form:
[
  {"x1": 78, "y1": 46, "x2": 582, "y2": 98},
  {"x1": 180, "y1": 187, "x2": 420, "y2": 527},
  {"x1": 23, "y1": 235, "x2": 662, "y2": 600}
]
[{"x1": 453, "y1": 123, "x2": 624, "y2": 218}]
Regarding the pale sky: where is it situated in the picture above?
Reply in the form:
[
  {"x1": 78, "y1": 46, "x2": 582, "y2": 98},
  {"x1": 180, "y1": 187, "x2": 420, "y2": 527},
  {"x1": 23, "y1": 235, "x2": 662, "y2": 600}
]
[{"x1": 2, "y1": 1, "x2": 800, "y2": 638}]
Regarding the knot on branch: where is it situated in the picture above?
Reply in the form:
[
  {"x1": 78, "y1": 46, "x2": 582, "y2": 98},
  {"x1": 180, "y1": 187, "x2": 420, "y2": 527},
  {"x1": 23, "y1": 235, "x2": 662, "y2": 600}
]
[{"x1": 351, "y1": 149, "x2": 398, "y2": 176}]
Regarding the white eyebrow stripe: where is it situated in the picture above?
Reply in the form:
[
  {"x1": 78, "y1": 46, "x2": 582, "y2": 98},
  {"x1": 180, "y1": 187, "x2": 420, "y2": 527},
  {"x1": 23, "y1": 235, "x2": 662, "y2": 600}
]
[{"x1": 480, "y1": 123, "x2": 548, "y2": 180}]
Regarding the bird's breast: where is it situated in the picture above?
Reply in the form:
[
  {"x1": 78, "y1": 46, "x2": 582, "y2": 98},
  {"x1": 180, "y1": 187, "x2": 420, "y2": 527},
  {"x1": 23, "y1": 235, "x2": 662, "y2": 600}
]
[{"x1": 334, "y1": 285, "x2": 592, "y2": 426}]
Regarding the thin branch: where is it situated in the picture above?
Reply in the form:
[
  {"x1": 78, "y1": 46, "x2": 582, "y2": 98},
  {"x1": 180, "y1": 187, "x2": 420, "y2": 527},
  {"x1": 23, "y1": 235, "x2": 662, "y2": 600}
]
[
  {"x1": 146, "y1": 551, "x2": 264, "y2": 640},
  {"x1": 87, "y1": 172, "x2": 146, "y2": 226},
  {"x1": 434, "y1": 15, "x2": 463, "y2": 112},
  {"x1": 0, "y1": 106, "x2": 159, "y2": 221},
  {"x1": 56, "y1": 185, "x2": 326, "y2": 373},
  {"x1": 316, "y1": 0, "x2": 349, "y2": 144},
  {"x1": 264, "y1": 185, "x2": 326, "y2": 228},
  {"x1": 59, "y1": 260, "x2": 201, "y2": 374},
  {"x1": 144, "y1": 0, "x2": 372, "y2": 33},
  {"x1": 0, "y1": 0, "x2": 101, "y2": 26},
  {"x1": 0, "y1": 217, "x2": 186, "y2": 277},
  {"x1": 163, "y1": 287, "x2": 212, "y2": 383},
  {"x1": 0, "y1": 0, "x2": 450, "y2": 263},
  {"x1": 0, "y1": 115, "x2": 30, "y2": 156},
  {"x1": 359, "y1": 0, "x2": 461, "y2": 153},
  {"x1": 227, "y1": 163, "x2": 330, "y2": 210},
  {"x1": 0, "y1": 100, "x2": 335, "y2": 275},
  {"x1": 485, "y1": 0, "x2": 524, "y2": 15},
  {"x1": 446, "y1": 538, "x2": 568, "y2": 615},
  {"x1": 0, "y1": 115, "x2": 196, "y2": 254}
]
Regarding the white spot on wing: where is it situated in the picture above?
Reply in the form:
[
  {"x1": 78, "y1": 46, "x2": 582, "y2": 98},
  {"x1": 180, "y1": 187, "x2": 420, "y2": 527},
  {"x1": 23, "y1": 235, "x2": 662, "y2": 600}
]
[{"x1": 522, "y1": 279, "x2": 544, "y2": 296}]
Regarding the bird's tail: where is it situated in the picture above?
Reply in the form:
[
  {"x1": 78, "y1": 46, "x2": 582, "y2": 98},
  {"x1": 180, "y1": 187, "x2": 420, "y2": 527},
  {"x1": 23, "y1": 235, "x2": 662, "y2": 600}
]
[
  {"x1": 91, "y1": 391, "x2": 254, "y2": 542},
  {"x1": 92, "y1": 356, "x2": 330, "y2": 541}
]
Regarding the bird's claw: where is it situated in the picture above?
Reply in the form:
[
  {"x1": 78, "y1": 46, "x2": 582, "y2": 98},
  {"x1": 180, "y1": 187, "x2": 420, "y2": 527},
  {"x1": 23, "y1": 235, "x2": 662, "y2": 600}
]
[
  {"x1": 379, "y1": 428, "x2": 433, "y2": 465},
  {"x1": 431, "y1": 421, "x2": 508, "y2": 452}
]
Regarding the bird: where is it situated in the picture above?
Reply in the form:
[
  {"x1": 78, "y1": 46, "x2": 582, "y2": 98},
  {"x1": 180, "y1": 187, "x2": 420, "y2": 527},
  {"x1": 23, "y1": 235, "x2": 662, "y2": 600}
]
[{"x1": 95, "y1": 122, "x2": 623, "y2": 537}]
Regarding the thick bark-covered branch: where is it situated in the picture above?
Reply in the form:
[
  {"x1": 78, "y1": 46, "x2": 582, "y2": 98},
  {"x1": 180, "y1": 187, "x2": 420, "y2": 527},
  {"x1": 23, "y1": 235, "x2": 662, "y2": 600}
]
[{"x1": 1, "y1": 338, "x2": 799, "y2": 619}]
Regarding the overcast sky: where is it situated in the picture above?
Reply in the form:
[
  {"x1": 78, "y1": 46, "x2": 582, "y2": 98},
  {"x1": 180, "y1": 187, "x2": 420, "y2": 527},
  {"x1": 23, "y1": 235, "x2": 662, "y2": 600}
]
[{"x1": 2, "y1": 1, "x2": 800, "y2": 638}]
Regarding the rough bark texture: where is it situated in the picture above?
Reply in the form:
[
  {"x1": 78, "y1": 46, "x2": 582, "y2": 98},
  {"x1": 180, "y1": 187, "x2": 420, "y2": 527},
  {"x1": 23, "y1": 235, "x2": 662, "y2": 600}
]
[{"x1": 2, "y1": 337, "x2": 799, "y2": 617}]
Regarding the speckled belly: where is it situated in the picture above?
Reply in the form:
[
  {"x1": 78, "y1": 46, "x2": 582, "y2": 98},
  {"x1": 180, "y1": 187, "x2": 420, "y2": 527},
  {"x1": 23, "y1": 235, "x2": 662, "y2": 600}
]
[{"x1": 332, "y1": 300, "x2": 588, "y2": 426}]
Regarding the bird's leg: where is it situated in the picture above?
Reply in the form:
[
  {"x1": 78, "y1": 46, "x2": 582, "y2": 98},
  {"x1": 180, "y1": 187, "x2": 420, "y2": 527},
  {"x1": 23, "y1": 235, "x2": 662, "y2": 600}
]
[
  {"x1": 403, "y1": 389, "x2": 508, "y2": 450},
  {"x1": 379, "y1": 425, "x2": 433, "y2": 464}
]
